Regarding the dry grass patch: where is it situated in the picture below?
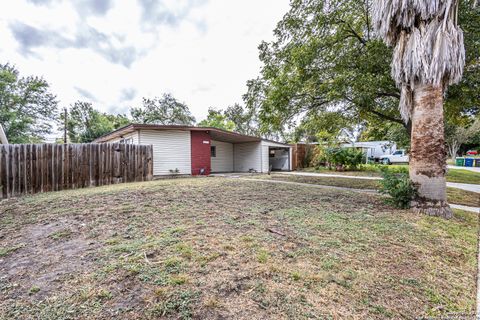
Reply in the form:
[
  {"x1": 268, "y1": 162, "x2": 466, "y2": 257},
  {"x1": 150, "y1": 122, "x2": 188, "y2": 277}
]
[
  {"x1": 0, "y1": 177, "x2": 476, "y2": 319},
  {"x1": 447, "y1": 188, "x2": 480, "y2": 207},
  {"x1": 252, "y1": 173, "x2": 380, "y2": 189}
]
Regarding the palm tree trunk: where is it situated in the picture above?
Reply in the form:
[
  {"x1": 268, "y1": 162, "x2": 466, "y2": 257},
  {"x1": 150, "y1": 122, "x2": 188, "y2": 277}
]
[{"x1": 409, "y1": 84, "x2": 452, "y2": 218}]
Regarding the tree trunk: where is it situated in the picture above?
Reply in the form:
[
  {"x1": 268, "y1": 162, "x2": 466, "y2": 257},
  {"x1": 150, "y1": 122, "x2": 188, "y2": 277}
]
[
  {"x1": 409, "y1": 84, "x2": 452, "y2": 218},
  {"x1": 405, "y1": 119, "x2": 412, "y2": 139},
  {"x1": 447, "y1": 141, "x2": 459, "y2": 163}
]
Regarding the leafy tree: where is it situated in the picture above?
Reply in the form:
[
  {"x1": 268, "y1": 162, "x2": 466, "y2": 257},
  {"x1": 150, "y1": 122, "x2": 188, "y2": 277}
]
[
  {"x1": 64, "y1": 101, "x2": 129, "y2": 143},
  {"x1": 244, "y1": 0, "x2": 402, "y2": 136},
  {"x1": 0, "y1": 63, "x2": 58, "y2": 143},
  {"x1": 224, "y1": 103, "x2": 261, "y2": 136},
  {"x1": 444, "y1": 2, "x2": 480, "y2": 123},
  {"x1": 131, "y1": 94, "x2": 195, "y2": 125},
  {"x1": 445, "y1": 118, "x2": 480, "y2": 160},
  {"x1": 198, "y1": 108, "x2": 236, "y2": 131},
  {"x1": 359, "y1": 120, "x2": 410, "y2": 148},
  {"x1": 292, "y1": 111, "x2": 355, "y2": 143},
  {"x1": 245, "y1": 0, "x2": 478, "y2": 140}
]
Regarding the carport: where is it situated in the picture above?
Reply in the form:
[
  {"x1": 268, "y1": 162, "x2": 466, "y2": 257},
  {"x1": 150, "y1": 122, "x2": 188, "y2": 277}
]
[
  {"x1": 268, "y1": 147, "x2": 290, "y2": 171},
  {"x1": 205, "y1": 131, "x2": 292, "y2": 174},
  {"x1": 261, "y1": 140, "x2": 291, "y2": 172}
]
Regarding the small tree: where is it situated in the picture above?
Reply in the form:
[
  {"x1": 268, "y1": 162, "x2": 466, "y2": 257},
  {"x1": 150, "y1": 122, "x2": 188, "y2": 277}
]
[
  {"x1": 63, "y1": 101, "x2": 130, "y2": 143},
  {"x1": 379, "y1": 167, "x2": 417, "y2": 209},
  {"x1": 445, "y1": 119, "x2": 480, "y2": 160},
  {"x1": 0, "y1": 63, "x2": 58, "y2": 143}
]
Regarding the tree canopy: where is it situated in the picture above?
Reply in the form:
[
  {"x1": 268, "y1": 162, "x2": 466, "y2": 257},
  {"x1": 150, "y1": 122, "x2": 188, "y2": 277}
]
[
  {"x1": 0, "y1": 63, "x2": 58, "y2": 143},
  {"x1": 245, "y1": 0, "x2": 479, "y2": 142},
  {"x1": 131, "y1": 94, "x2": 195, "y2": 126},
  {"x1": 198, "y1": 108, "x2": 236, "y2": 131},
  {"x1": 63, "y1": 101, "x2": 130, "y2": 143}
]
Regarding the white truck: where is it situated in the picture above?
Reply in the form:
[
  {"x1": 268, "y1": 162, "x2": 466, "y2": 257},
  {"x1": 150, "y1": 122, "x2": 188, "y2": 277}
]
[
  {"x1": 341, "y1": 141, "x2": 396, "y2": 163},
  {"x1": 380, "y1": 149, "x2": 409, "y2": 164}
]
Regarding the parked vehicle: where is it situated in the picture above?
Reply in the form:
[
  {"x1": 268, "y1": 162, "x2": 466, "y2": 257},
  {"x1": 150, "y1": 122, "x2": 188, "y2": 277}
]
[
  {"x1": 341, "y1": 141, "x2": 396, "y2": 163},
  {"x1": 466, "y1": 150, "x2": 478, "y2": 156},
  {"x1": 380, "y1": 149, "x2": 409, "y2": 164}
]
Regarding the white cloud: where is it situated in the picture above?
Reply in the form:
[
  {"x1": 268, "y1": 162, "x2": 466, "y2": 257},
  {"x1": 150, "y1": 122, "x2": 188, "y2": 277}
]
[{"x1": 0, "y1": 0, "x2": 289, "y2": 136}]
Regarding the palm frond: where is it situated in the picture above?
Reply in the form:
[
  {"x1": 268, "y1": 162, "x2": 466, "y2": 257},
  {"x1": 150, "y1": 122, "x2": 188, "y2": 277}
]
[{"x1": 372, "y1": 0, "x2": 465, "y2": 123}]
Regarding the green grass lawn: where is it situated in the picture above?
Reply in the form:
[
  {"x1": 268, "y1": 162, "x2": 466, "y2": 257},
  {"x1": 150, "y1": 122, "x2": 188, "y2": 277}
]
[
  {"x1": 255, "y1": 174, "x2": 479, "y2": 208},
  {"x1": 447, "y1": 169, "x2": 480, "y2": 184},
  {"x1": 301, "y1": 165, "x2": 480, "y2": 184},
  {"x1": 0, "y1": 178, "x2": 477, "y2": 319}
]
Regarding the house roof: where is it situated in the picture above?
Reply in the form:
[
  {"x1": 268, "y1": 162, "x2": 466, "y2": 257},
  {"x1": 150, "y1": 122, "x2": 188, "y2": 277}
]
[
  {"x1": 342, "y1": 141, "x2": 394, "y2": 148},
  {"x1": 93, "y1": 124, "x2": 268, "y2": 144}
]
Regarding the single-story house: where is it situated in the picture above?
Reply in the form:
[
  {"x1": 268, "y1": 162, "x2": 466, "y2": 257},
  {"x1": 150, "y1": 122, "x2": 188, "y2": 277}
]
[{"x1": 94, "y1": 124, "x2": 292, "y2": 176}]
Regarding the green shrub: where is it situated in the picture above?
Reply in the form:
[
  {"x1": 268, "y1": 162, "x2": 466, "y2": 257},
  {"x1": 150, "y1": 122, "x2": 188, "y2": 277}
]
[
  {"x1": 325, "y1": 147, "x2": 365, "y2": 171},
  {"x1": 379, "y1": 167, "x2": 417, "y2": 209},
  {"x1": 310, "y1": 145, "x2": 328, "y2": 168},
  {"x1": 310, "y1": 146, "x2": 365, "y2": 171},
  {"x1": 302, "y1": 145, "x2": 314, "y2": 168}
]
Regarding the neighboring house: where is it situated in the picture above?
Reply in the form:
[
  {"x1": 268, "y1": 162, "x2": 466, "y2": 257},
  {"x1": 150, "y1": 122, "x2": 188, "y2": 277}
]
[
  {"x1": 94, "y1": 124, "x2": 292, "y2": 176},
  {"x1": 341, "y1": 141, "x2": 396, "y2": 162},
  {"x1": 0, "y1": 124, "x2": 8, "y2": 144}
]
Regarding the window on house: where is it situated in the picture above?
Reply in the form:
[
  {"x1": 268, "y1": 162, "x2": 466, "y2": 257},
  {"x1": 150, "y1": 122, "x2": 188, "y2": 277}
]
[{"x1": 211, "y1": 146, "x2": 216, "y2": 157}]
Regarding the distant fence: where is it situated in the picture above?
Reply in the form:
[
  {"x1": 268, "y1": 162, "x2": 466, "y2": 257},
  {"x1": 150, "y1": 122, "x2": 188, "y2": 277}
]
[
  {"x1": 0, "y1": 143, "x2": 153, "y2": 199},
  {"x1": 291, "y1": 143, "x2": 315, "y2": 170}
]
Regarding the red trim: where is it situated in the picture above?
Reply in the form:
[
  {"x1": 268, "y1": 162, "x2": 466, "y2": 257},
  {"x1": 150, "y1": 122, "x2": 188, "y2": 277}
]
[{"x1": 190, "y1": 131, "x2": 211, "y2": 175}]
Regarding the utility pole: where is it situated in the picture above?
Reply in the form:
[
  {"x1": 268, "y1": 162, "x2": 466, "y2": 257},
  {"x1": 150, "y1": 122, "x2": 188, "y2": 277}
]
[{"x1": 64, "y1": 107, "x2": 68, "y2": 144}]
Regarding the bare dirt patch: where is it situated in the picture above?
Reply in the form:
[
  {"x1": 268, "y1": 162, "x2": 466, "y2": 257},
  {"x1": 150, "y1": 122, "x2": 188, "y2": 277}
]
[{"x1": 0, "y1": 216, "x2": 99, "y2": 303}]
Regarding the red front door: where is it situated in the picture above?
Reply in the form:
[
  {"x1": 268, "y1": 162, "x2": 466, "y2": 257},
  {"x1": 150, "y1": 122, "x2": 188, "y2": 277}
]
[{"x1": 190, "y1": 131, "x2": 211, "y2": 175}]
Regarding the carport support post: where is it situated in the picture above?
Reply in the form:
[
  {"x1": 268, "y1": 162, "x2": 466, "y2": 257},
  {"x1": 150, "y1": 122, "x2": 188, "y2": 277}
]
[{"x1": 287, "y1": 147, "x2": 292, "y2": 171}]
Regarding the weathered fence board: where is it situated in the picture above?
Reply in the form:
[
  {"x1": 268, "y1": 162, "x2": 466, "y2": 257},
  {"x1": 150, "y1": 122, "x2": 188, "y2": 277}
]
[{"x1": 0, "y1": 143, "x2": 153, "y2": 199}]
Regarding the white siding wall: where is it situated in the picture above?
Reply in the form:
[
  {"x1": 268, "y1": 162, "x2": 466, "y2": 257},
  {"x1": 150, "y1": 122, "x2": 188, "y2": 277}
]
[
  {"x1": 107, "y1": 131, "x2": 139, "y2": 144},
  {"x1": 211, "y1": 140, "x2": 233, "y2": 172},
  {"x1": 262, "y1": 145, "x2": 269, "y2": 173},
  {"x1": 139, "y1": 130, "x2": 191, "y2": 175},
  {"x1": 233, "y1": 142, "x2": 262, "y2": 172}
]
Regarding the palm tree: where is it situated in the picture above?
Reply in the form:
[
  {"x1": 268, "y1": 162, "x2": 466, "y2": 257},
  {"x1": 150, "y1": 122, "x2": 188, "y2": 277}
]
[{"x1": 372, "y1": 0, "x2": 465, "y2": 218}]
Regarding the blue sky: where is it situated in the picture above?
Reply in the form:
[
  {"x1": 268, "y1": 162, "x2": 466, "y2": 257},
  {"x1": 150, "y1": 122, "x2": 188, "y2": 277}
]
[{"x1": 0, "y1": 0, "x2": 289, "y2": 124}]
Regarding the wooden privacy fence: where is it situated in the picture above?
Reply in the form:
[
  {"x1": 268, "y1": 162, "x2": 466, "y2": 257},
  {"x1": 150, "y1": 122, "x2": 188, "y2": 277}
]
[
  {"x1": 0, "y1": 143, "x2": 153, "y2": 199},
  {"x1": 291, "y1": 143, "x2": 315, "y2": 170}
]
